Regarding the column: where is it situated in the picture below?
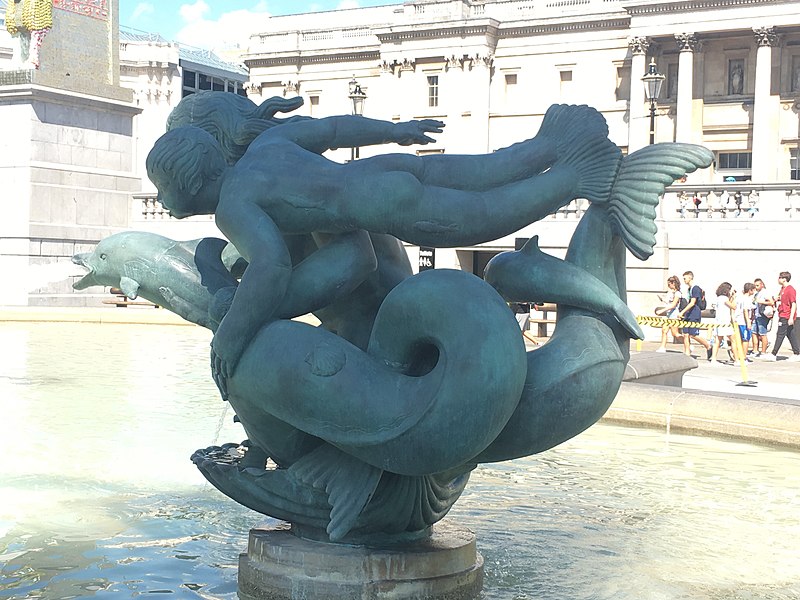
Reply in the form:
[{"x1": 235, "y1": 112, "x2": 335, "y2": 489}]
[
  {"x1": 467, "y1": 53, "x2": 493, "y2": 153},
  {"x1": 627, "y1": 37, "x2": 650, "y2": 152},
  {"x1": 751, "y1": 27, "x2": 779, "y2": 182},
  {"x1": 674, "y1": 33, "x2": 700, "y2": 143}
]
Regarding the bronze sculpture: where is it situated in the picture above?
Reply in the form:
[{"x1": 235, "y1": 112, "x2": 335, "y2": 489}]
[{"x1": 74, "y1": 91, "x2": 713, "y2": 543}]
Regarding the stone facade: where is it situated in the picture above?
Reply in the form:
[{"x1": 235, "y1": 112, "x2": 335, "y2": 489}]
[
  {"x1": 0, "y1": 0, "x2": 139, "y2": 306},
  {"x1": 242, "y1": 0, "x2": 800, "y2": 327}
]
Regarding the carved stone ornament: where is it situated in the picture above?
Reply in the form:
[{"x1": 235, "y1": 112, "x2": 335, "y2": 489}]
[
  {"x1": 282, "y1": 80, "x2": 299, "y2": 95},
  {"x1": 628, "y1": 36, "x2": 650, "y2": 55},
  {"x1": 674, "y1": 33, "x2": 701, "y2": 53},
  {"x1": 399, "y1": 58, "x2": 415, "y2": 72},
  {"x1": 446, "y1": 55, "x2": 463, "y2": 70},
  {"x1": 753, "y1": 27, "x2": 778, "y2": 48}
]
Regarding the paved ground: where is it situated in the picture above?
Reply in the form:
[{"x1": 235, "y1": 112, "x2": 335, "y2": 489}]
[
  {"x1": 522, "y1": 334, "x2": 800, "y2": 403},
  {"x1": 632, "y1": 340, "x2": 800, "y2": 403}
]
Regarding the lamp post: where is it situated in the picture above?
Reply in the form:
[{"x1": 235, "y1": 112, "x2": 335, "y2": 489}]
[
  {"x1": 348, "y1": 76, "x2": 367, "y2": 160},
  {"x1": 641, "y1": 58, "x2": 665, "y2": 145}
]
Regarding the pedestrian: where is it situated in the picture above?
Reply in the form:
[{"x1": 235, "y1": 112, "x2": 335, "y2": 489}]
[
  {"x1": 676, "y1": 271, "x2": 712, "y2": 358},
  {"x1": 752, "y1": 277, "x2": 773, "y2": 356},
  {"x1": 762, "y1": 271, "x2": 800, "y2": 361},
  {"x1": 709, "y1": 282, "x2": 736, "y2": 363},
  {"x1": 656, "y1": 275, "x2": 683, "y2": 352},
  {"x1": 734, "y1": 282, "x2": 755, "y2": 359},
  {"x1": 511, "y1": 302, "x2": 531, "y2": 332}
]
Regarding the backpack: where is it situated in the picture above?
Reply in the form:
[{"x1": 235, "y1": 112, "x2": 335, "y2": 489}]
[{"x1": 694, "y1": 286, "x2": 707, "y2": 311}]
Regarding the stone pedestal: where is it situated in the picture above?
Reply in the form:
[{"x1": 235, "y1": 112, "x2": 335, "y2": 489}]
[{"x1": 238, "y1": 520, "x2": 484, "y2": 600}]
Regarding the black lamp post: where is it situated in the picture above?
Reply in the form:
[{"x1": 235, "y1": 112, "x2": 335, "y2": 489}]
[
  {"x1": 641, "y1": 58, "x2": 665, "y2": 145},
  {"x1": 348, "y1": 76, "x2": 367, "y2": 160}
]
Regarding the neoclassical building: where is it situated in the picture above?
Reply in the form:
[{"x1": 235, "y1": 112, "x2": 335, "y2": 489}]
[
  {"x1": 242, "y1": 0, "x2": 800, "y2": 318},
  {"x1": 244, "y1": 0, "x2": 800, "y2": 179}
]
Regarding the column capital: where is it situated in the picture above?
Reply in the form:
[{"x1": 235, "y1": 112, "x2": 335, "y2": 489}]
[
  {"x1": 399, "y1": 58, "x2": 416, "y2": 72},
  {"x1": 282, "y1": 80, "x2": 298, "y2": 96},
  {"x1": 446, "y1": 55, "x2": 464, "y2": 71},
  {"x1": 675, "y1": 33, "x2": 701, "y2": 52},
  {"x1": 470, "y1": 54, "x2": 494, "y2": 69},
  {"x1": 628, "y1": 36, "x2": 650, "y2": 55},
  {"x1": 753, "y1": 27, "x2": 778, "y2": 47}
]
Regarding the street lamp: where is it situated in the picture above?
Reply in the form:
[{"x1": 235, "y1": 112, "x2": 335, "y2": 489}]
[
  {"x1": 641, "y1": 58, "x2": 665, "y2": 145},
  {"x1": 348, "y1": 76, "x2": 367, "y2": 160}
]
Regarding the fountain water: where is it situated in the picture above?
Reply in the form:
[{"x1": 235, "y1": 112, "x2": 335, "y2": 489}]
[{"x1": 1, "y1": 321, "x2": 798, "y2": 599}]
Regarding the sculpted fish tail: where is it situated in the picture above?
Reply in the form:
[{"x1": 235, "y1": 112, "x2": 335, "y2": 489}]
[
  {"x1": 538, "y1": 104, "x2": 622, "y2": 205},
  {"x1": 603, "y1": 143, "x2": 714, "y2": 260}
]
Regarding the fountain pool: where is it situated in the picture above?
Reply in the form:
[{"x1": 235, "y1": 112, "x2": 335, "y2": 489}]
[{"x1": 0, "y1": 321, "x2": 798, "y2": 599}]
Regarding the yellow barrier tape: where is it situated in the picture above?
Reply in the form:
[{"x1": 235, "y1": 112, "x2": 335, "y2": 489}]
[{"x1": 636, "y1": 315, "x2": 716, "y2": 329}]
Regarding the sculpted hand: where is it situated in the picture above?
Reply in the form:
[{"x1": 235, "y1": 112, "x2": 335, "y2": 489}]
[
  {"x1": 394, "y1": 119, "x2": 445, "y2": 146},
  {"x1": 210, "y1": 322, "x2": 247, "y2": 400}
]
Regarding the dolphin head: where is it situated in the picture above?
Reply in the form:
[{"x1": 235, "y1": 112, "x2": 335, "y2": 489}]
[
  {"x1": 72, "y1": 244, "x2": 111, "y2": 290},
  {"x1": 71, "y1": 232, "x2": 159, "y2": 297}
]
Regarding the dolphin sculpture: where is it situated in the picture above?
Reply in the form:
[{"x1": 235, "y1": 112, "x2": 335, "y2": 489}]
[{"x1": 72, "y1": 230, "x2": 378, "y2": 331}]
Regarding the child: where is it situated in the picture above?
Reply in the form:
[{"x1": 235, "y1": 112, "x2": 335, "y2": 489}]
[{"x1": 147, "y1": 104, "x2": 622, "y2": 390}]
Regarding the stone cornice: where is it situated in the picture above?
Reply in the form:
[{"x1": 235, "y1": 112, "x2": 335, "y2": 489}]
[
  {"x1": 500, "y1": 17, "x2": 630, "y2": 38},
  {"x1": 623, "y1": 0, "x2": 797, "y2": 16},
  {"x1": 375, "y1": 21, "x2": 499, "y2": 44},
  {"x1": 245, "y1": 50, "x2": 381, "y2": 69}
]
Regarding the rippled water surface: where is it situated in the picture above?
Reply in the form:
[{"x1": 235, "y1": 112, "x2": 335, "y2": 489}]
[{"x1": 1, "y1": 322, "x2": 798, "y2": 599}]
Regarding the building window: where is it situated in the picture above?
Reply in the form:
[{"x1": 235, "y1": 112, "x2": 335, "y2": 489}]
[
  {"x1": 792, "y1": 56, "x2": 800, "y2": 93},
  {"x1": 718, "y1": 152, "x2": 752, "y2": 170},
  {"x1": 615, "y1": 65, "x2": 630, "y2": 102},
  {"x1": 427, "y1": 76, "x2": 439, "y2": 108},
  {"x1": 667, "y1": 63, "x2": 678, "y2": 99},
  {"x1": 791, "y1": 148, "x2": 800, "y2": 180},
  {"x1": 505, "y1": 73, "x2": 517, "y2": 88},
  {"x1": 182, "y1": 68, "x2": 245, "y2": 99},
  {"x1": 309, "y1": 95, "x2": 320, "y2": 116},
  {"x1": 728, "y1": 58, "x2": 745, "y2": 95},
  {"x1": 559, "y1": 70, "x2": 573, "y2": 98}
]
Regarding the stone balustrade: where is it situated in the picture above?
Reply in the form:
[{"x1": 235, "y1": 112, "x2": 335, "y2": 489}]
[{"x1": 135, "y1": 185, "x2": 800, "y2": 225}]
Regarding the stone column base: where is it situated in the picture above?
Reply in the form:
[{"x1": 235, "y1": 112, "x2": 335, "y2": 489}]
[{"x1": 238, "y1": 520, "x2": 484, "y2": 600}]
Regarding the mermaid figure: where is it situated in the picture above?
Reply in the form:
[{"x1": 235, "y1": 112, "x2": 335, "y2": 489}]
[
  {"x1": 147, "y1": 101, "x2": 622, "y2": 394},
  {"x1": 74, "y1": 92, "x2": 714, "y2": 542}
]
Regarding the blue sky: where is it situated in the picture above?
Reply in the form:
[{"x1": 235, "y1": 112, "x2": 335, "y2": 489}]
[{"x1": 119, "y1": 1, "x2": 393, "y2": 50}]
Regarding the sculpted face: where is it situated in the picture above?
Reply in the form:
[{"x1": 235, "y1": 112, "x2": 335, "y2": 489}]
[{"x1": 153, "y1": 176, "x2": 193, "y2": 219}]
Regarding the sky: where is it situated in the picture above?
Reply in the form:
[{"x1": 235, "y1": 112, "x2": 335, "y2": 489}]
[{"x1": 119, "y1": 0, "x2": 393, "y2": 51}]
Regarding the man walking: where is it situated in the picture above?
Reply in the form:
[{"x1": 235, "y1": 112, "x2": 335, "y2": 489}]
[
  {"x1": 677, "y1": 271, "x2": 712, "y2": 359},
  {"x1": 762, "y1": 271, "x2": 800, "y2": 361}
]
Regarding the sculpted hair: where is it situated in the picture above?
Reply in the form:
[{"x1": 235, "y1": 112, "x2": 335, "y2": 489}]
[
  {"x1": 146, "y1": 127, "x2": 226, "y2": 196},
  {"x1": 780, "y1": 271, "x2": 792, "y2": 282},
  {"x1": 716, "y1": 281, "x2": 732, "y2": 297},
  {"x1": 166, "y1": 91, "x2": 307, "y2": 164}
]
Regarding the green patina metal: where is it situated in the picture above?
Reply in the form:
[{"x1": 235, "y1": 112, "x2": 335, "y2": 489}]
[{"x1": 73, "y1": 91, "x2": 713, "y2": 543}]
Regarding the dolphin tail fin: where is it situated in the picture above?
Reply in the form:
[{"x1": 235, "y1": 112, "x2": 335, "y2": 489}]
[
  {"x1": 538, "y1": 104, "x2": 623, "y2": 205},
  {"x1": 289, "y1": 445, "x2": 382, "y2": 541},
  {"x1": 605, "y1": 143, "x2": 714, "y2": 260}
]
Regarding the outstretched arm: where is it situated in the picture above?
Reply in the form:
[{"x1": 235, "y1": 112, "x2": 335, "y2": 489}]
[{"x1": 267, "y1": 115, "x2": 443, "y2": 154}]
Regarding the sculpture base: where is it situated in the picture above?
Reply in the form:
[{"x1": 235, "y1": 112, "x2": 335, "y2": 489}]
[{"x1": 238, "y1": 520, "x2": 484, "y2": 600}]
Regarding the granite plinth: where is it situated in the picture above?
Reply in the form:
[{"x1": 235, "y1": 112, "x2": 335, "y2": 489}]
[{"x1": 238, "y1": 520, "x2": 484, "y2": 600}]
